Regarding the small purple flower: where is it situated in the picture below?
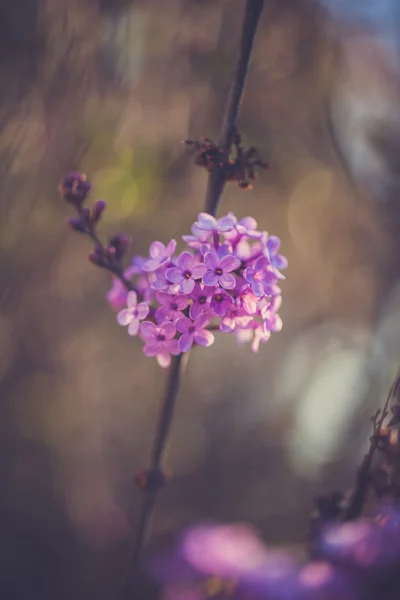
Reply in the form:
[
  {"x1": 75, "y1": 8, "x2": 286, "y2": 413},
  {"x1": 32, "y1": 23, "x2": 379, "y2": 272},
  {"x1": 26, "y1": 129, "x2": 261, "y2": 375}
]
[
  {"x1": 175, "y1": 315, "x2": 214, "y2": 352},
  {"x1": 195, "y1": 212, "x2": 237, "y2": 234},
  {"x1": 143, "y1": 240, "x2": 177, "y2": 272},
  {"x1": 106, "y1": 265, "x2": 136, "y2": 309},
  {"x1": 107, "y1": 277, "x2": 129, "y2": 310},
  {"x1": 261, "y1": 301, "x2": 283, "y2": 333},
  {"x1": 251, "y1": 325, "x2": 271, "y2": 352},
  {"x1": 140, "y1": 321, "x2": 180, "y2": 368},
  {"x1": 266, "y1": 236, "x2": 288, "y2": 270},
  {"x1": 166, "y1": 251, "x2": 206, "y2": 294},
  {"x1": 202, "y1": 252, "x2": 240, "y2": 289},
  {"x1": 209, "y1": 288, "x2": 234, "y2": 317},
  {"x1": 155, "y1": 291, "x2": 189, "y2": 322},
  {"x1": 117, "y1": 291, "x2": 149, "y2": 335},
  {"x1": 189, "y1": 284, "x2": 213, "y2": 319},
  {"x1": 244, "y1": 256, "x2": 279, "y2": 297},
  {"x1": 181, "y1": 522, "x2": 270, "y2": 578}
]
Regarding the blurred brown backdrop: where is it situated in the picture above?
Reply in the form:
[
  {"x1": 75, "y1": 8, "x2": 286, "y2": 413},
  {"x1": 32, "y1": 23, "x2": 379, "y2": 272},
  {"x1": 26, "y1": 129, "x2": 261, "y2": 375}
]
[{"x1": 1, "y1": 0, "x2": 400, "y2": 598}]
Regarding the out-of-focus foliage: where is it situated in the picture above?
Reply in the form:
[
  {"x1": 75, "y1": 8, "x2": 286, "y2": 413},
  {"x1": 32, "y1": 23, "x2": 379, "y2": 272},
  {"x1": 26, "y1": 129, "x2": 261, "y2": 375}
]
[{"x1": 2, "y1": 1, "x2": 400, "y2": 599}]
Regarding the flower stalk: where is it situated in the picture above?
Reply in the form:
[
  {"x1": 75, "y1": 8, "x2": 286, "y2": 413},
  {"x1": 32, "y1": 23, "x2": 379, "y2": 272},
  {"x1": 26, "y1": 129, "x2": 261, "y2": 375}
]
[{"x1": 123, "y1": 0, "x2": 266, "y2": 596}]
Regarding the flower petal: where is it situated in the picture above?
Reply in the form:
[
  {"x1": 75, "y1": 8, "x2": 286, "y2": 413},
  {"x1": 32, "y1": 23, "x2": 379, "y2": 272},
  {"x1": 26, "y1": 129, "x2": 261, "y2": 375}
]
[
  {"x1": 211, "y1": 298, "x2": 229, "y2": 317},
  {"x1": 155, "y1": 291, "x2": 170, "y2": 306},
  {"x1": 196, "y1": 213, "x2": 217, "y2": 230},
  {"x1": 204, "y1": 252, "x2": 219, "y2": 270},
  {"x1": 164, "y1": 339, "x2": 180, "y2": 355},
  {"x1": 194, "y1": 314, "x2": 210, "y2": 330},
  {"x1": 239, "y1": 216, "x2": 257, "y2": 231},
  {"x1": 242, "y1": 294, "x2": 257, "y2": 315},
  {"x1": 126, "y1": 291, "x2": 138, "y2": 308},
  {"x1": 266, "y1": 236, "x2": 281, "y2": 254},
  {"x1": 217, "y1": 215, "x2": 236, "y2": 231},
  {"x1": 220, "y1": 318, "x2": 236, "y2": 333},
  {"x1": 149, "y1": 241, "x2": 166, "y2": 259},
  {"x1": 191, "y1": 224, "x2": 210, "y2": 242},
  {"x1": 194, "y1": 330, "x2": 214, "y2": 347},
  {"x1": 159, "y1": 321, "x2": 176, "y2": 339},
  {"x1": 165, "y1": 267, "x2": 183, "y2": 283},
  {"x1": 252, "y1": 281, "x2": 265, "y2": 297},
  {"x1": 166, "y1": 239, "x2": 177, "y2": 256},
  {"x1": 179, "y1": 332, "x2": 194, "y2": 353},
  {"x1": 151, "y1": 278, "x2": 168, "y2": 290},
  {"x1": 189, "y1": 302, "x2": 204, "y2": 320},
  {"x1": 181, "y1": 278, "x2": 195, "y2": 294},
  {"x1": 140, "y1": 321, "x2": 158, "y2": 338},
  {"x1": 143, "y1": 341, "x2": 161, "y2": 356},
  {"x1": 203, "y1": 271, "x2": 219, "y2": 287},
  {"x1": 156, "y1": 351, "x2": 171, "y2": 368},
  {"x1": 191, "y1": 264, "x2": 207, "y2": 279},
  {"x1": 273, "y1": 255, "x2": 288, "y2": 270},
  {"x1": 175, "y1": 317, "x2": 191, "y2": 333},
  {"x1": 219, "y1": 273, "x2": 236, "y2": 290},
  {"x1": 175, "y1": 295, "x2": 189, "y2": 310},
  {"x1": 143, "y1": 258, "x2": 163, "y2": 271},
  {"x1": 254, "y1": 255, "x2": 270, "y2": 271},
  {"x1": 220, "y1": 254, "x2": 240, "y2": 273},
  {"x1": 269, "y1": 295, "x2": 282, "y2": 312},
  {"x1": 117, "y1": 309, "x2": 132, "y2": 326},
  {"x1": 179, "y1": 251, "x2": 196, "y2": 271},
  {"x1": 243, "y1": 267, "x2": 255, "y2": 283},
  {"x1": 127, "y1": 319, "x2": 140, "y2": 336},
  {"x1": 269, "y1": 314, "x2": 283, "y2": 332},
  {"x1": 137, "y1": 303, "x2": 149, "y2": 319}
]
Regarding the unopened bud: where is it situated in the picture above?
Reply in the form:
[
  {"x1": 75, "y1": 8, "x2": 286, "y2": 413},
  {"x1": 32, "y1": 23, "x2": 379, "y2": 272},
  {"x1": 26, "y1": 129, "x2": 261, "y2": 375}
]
[
  {"x1": 88, "y1": 247, "x2": 103, "y2": 266},
  {"x1": 67, "y1": 217, "x2": 86, "y2": 233},
  {"x1": 92, "y1": 200, "x2": 107, "y2": 223},
  {"x1": 108, "y1": 233, "x2": 131, "y2": 260},
  {"x1": 59, "y1": 172, "x2": 91, "y2": 206}
]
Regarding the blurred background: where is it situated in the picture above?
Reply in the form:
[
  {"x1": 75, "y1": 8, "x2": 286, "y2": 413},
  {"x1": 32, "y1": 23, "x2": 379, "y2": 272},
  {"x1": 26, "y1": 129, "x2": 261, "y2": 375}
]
[{"x1": 2, "y1": 0, "x2": 400, "y2": 598}]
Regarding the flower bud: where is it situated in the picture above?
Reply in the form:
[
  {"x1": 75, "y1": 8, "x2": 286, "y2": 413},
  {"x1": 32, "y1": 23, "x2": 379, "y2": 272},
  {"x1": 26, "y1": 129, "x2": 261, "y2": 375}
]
[
  {"x1": 88, "y1": 247, "x2": 103, "y2": 266},
  {"x1": 108, "y1": 233, "x2": 131, "y2": 260},
  {"x1": 59, "y1": 172, "x2": 91, "y2": 206},
  {"x1": 92, "y1": 200, "x2": 107, "y2": 223},
  {"x1": 67, "y1": 217, "x2": 86, "y2": 233}
]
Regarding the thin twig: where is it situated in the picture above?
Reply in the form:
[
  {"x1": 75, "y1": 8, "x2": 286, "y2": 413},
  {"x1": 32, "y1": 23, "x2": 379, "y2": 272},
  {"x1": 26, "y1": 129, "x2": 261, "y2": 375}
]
[
  {"x1": 343, "y1": 367, "x2": 400, "y2": 521},
  {"x1": 205, "y1": 0, "x2": 265, "y2": 216},
  {"x1": 123, "y1": 2, "x2": 265, "y2": 596},
  {"x1": 123, "y1": 352, "x2": 188, "y2": 599},
  {"x1": 77, "y1": 206, "x2": 135, "y2": 291}
]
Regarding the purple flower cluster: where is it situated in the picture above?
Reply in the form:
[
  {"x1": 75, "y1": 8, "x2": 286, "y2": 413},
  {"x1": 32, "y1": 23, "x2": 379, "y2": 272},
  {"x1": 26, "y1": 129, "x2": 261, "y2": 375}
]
[
  {"x1": 110, "y1": 212, "x2": 287, "y2": 367},
  {"x1": 152, "y1": 503, "x2": 400, "y2": 600}
]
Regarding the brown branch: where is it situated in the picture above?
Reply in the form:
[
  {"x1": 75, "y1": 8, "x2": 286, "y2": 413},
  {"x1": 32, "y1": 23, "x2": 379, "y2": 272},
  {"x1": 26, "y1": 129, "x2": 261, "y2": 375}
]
[
  {"x1": 205, "y1": 0, "x2": 265, "y2": 216},
  {"x1": 343, "y1": 368, "x2": 400, "y2": 521},
  {"x1": 122, "y1": 2, "x2": 265, "y2": 596},
  {"x1": 122, "y1": 352, "x2": 188, "y2": 599}
]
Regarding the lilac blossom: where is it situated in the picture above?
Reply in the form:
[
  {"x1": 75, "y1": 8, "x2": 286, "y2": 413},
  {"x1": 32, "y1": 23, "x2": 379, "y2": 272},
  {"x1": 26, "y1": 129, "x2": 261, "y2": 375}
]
[
  {"x1": 142, "y1": 240, "x2": 177, "y2": 272},
  {"x1": 140, "y1": 321, "x2": 180, "y2": 368},
  {"x1": 106, "y1": 265, "x2": 136, "y2": 309},
  {"x1": 155, "y1": 291, "x2": 188, "y2": 323},
  {"x1": 244, "y1": 255, "x2": 280, "y2": 297},
  {"x1": 166, "y1": 251, "x2": 206, "y2": 294},
  {"x1": 189, "y1": 285, "x2": 213, "y2": 319},
  {"x1": 209, "y1": 288, "x2": 234, "y2": 317},
  {"x1": 266, "y1": 235, "x2": 288, "y2": 270},
  {"x1": 154, "y1": 506, "x2": 400, "y2": 599},
  {"x1": 109, "y1": 211, "x2": 286, "y2": 367},
  {"x1": 192, "y1": 212, "x2": 237, "y2": 242},
  {"x1": 175, "y1": 315, "x2": 214, "y2": 352},
  {"x1": 117, "y1": 291, "x2": 150, "y2": 336},
  {"x1": 202, "y1": 251, "x2": 240, "y2": 289}
]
